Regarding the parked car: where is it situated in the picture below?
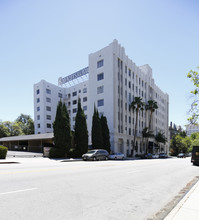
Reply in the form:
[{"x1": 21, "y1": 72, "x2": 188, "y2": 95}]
[
  {"x1": 82, "y1": 149, "x2": 109, "y2": 161},
  {"x1": 159, "y1": 153, "x2": 168, "y2": 158},
  {"x1": 145, "y1": 153, "x2": 153, "y2": 159},
  {"x1": 109, "y1": 152, "x2": 125, "y2": 160},
  {"x1": 177, "y1": 153, "x2": 186, "y2": 158},
  {"x1": 152, "y1": 154, "x2": 159, "y2": 159}
]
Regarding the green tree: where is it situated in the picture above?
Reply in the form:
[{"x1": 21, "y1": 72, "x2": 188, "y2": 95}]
[
  {"x1": 91, "y1": 105, "x2": 103, "y2": 149},
  {"x1": 62, "y1": 103, "x2": 71, "y2": 154},
  {"x1": 187, "y1": 67, "x2": 199, "y2": 123},
  {"x1": 51, "y1": 100, "x2": 71, "y2": 158},
  {"x1": 16, "y1": 114, "x2": 34, "y2": 135},
  {"x1": 0, "y1": 122, "x2": 10, "y2": 138},
  {"x1": 74, "y1": 98, "x2": 88, "y2": 157},
  {"x1": 155, "y1": 131, "x2": 167, "y2": 152},
  {"x1": 3, "y1": 121, "x2": 23, "y2": 136},
  {"x1": 170, "y1": 134, "x2": 190, "y2": 156},
  {"x1": 130, "y1": 97, "x2": 145, "y2": 156},
  {"x1": 100, "y1": 115, "x2": 111, "y2": 153}
]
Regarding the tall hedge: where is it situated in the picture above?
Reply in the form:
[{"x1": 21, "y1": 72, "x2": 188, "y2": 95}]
[
  {"x1": 74, "y1": 98, "x2": 88, "y2": 157},
  {"x1": 51, "y1": 100, "x2": 71, "y2": 158},
  {"x1": 0, "y1": 146, "x2": 8, "y2": 159},
  {"x1": 91, "y1": 105, "x2": 103, "y2": 149},
  {"x1": 100, "y1": 115, "x2": 111, "y2": 153}
]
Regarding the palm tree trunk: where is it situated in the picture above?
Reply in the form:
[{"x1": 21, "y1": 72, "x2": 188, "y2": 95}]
[
  {"x1": 133, "y1": 109, "x2": 138, "y2": 157},
  {"x1": 146, "y1": 110, "x2": 153, "y2": 154}
]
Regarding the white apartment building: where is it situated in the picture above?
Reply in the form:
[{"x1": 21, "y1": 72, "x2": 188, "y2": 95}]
[
  {"x1": 34, "y1": 40, "x2": 169, "y2": 156},
  {"x1": 186, "y1": 124, "x2": 199, "y2": 136}
]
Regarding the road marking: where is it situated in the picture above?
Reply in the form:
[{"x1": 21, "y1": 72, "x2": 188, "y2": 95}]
[
  {"x1": 0, "y1": 188, "x2": 37, "y2": 195},
  {"x1": 127, "y1": 170, "x2": 141, "y2": 174}
]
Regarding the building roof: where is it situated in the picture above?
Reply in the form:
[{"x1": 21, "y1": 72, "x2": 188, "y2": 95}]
[{"x1": 0, "y1": 133, "x2": 54, "y2": 142}]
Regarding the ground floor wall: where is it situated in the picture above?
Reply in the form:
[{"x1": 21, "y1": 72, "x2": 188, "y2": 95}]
[
  {"x1": 110, "y1": 133, "x2": 169, "y2": 157},
  {"x1": 1, "y1": 139, "x2": 54, "y2": 153}
]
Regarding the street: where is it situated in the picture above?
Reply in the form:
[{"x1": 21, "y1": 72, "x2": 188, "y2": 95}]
[{"x1": 0, "y1": 157, "x2": 198, "y2": 220}]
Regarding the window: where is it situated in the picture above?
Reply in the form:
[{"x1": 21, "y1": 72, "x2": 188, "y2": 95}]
[
  {"x1": 47, "y1": 123, "x2": 51, "y2": 128},
  {"x1": 83, "y1": 106, "x2": 87, "y2": 111},
  {"x1": 36, "y1": 89, "x2": 40, "y2": 95},
  {"x1": 46, "y1": 97, "x2": 51, "y2": 103},
  {"x1": 129, "y1": 69, "x2": 131, "y2": 77},
  {"x1": 97, "y1": 59, "x2": 104, "y2": 68},
  {"x1": 46, "y1": 115, "x2": 51, "y2": 120},
  {"x1": 46, "y1": 106, "x2": 51, "y2": 111},
  {"x1": 79, "y1": 90, "x2": 81, "y2": 93},
  {"x1": 37, "y1": 106, "x2": 40, "y2": 112},
  {"x1": 73, "y1": 108, "x2": 77, "y2": 113},
  {"x1": 72, "y1": 91, "x2": 77, "y2": 96},
  {"x1": 37, "y1": 98, "x2": 40, "y2": 103},
  {"x1": 97, "y1": 73, "x2": 104, "y2": 81},
  {"x1": 73, "y1": 100, "x2": 77, "y2": 105},
  {"x1": 125, "y1": 66, "x2": 127, "y2": 73},
  {"x1": 58, "y1": 93, "x2": 62, "y2": 98},
  {"x1": 97, "y1": 99, "x2": 104, "y2": 107},
  {"x1": 97, "y1": 86, "x2": 104, "y2": 94},
  {"x1": 83, "y1": 88, "x2": 87, "y2": 93},
  {"x1": 46, "y1": 89, "x2": 51, "y2": 94},
  {"x1": 37, "y1": 124, "x2": 40, "y2": 128},
  {"x1": 37, "y1": 115, "x2": 40, "y2": 120},
  {"x1": 83, "y1": 97, "x2": 87, "y2": 102}
]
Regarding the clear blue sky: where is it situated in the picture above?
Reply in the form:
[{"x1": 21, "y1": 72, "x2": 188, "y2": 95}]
[{"x1": 0, "y1": 0, "x2": 198, "y2": 128}]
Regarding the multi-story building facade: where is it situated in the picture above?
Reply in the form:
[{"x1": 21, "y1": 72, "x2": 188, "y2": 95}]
[
  {"x1": 34, "y1": 40, "x2": 169, "y2": 156},
  {"x1": 186, "y1": 124, "x2": 199, "y2": 136}
]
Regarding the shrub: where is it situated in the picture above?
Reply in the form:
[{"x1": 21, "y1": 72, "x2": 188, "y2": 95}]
[
  {"x1": 67, "y1": 148, "x2": 80, "y2": 158},
  {"x1": 0, "y1": 146, "x2": 8, "y2": 159},
  {"x1": 49, "y1": 147, "x2": 65, "y2": 158}
]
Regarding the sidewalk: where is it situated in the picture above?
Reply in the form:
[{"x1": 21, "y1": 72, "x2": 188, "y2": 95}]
[{"x1": 164, "y1": 179, "x2": 199, "y2": 219}]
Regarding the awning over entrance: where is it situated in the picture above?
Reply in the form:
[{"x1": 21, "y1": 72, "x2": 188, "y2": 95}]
[{"x1": 0, "y1": 133, "x2": 54, "y2": 153}]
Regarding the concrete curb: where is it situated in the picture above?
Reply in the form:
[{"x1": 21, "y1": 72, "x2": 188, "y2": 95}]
[{"x1": 164, "y1": 179, "x2": 199, "y2": 219}]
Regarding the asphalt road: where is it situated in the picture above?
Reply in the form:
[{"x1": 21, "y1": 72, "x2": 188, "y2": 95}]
[{"x1": 0, "y1": 157, "x2": 198, "y2": 220}]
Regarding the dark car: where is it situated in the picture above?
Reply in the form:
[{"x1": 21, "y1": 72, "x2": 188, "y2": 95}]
[
  {"x1": 82, "y1": 149, "x2": 109, "y2": 161},
  {"x1": 177, "y1": 153, "x2": 186, "y2": 158},
  {"x1": 159, "y1": 153, "x2": 168, "y2": 158}
]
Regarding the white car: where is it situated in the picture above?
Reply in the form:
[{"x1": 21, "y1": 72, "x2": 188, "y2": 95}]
[
  {"x1": 152, "y1": 154, "x2": 159, "y2": 159},
  {"x1": 109, "y1": 152, "x2": 125, "y2": 160}
]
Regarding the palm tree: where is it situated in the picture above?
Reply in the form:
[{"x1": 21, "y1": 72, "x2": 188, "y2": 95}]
[
  {"x1": 130, "y1": 97, "x2": 145, "y2": 156},
  {"x1": 145, "y1": 100, "x2": 158, "y2": 130},
  {"x1": 142, "y1": 127, "x2": 154, "y2": 153},
  {"x1": 145, "y1": 100, "x2": 158, "y2": 153}
]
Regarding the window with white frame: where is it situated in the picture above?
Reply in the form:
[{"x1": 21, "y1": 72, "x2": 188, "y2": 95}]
[
  {"x1": 46, "y1": 97, "x2": 51, "y2": 103},
  {"x1": 46, "y1": 89, "x2": 51, "y2": 94},
  {"x1": 97, "y1": 99, "x2": 104, "y2": 107},
  {"x1": 46, "y1": 115, "x2": 51, "y2": 120},
  {"x1": 97, "y1": 85, "x2": 104, "y2": 94},
  {"x1": 97, "y1": 73, "x2": 104, "y2": 81},
  {"x1": 97, "y1": 59, "x2": 104, "y2": 68},
  {"x1": 83, "y1": 88, "x2": 87, "y2": 93},
  {"x1": 46, "y1": 106, "x2": 51, "y2": 111}
]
